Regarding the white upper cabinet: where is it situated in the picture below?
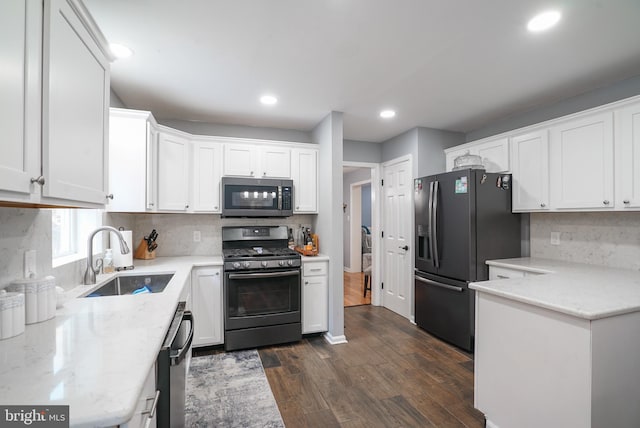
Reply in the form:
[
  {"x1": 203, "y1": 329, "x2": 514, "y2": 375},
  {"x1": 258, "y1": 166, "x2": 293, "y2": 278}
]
[
  {"x1": 107, "y1": 108, "x2": 157, "y2": 212},
  {"x1": 615, "y1": 103, "x2": 640, "y2": 209},
  {"x1": 223, "y1": 144, "x2": 291, "y2": 178},
  {"x1": 0, "y1": 0, "x2": 41, "y2": 201},
  {"x1": 192, "y1": 139, "x2": 222, "y2": 212},
  {"x1": 42, "y1": 0, "x2": 111, "y2": 205},
  {"x1": 0, "y1": 0, "x2": 111, "y2": 208},
  {"x1": 549, "y1": 112, "x2": 614, "y2": 210},
  {"x1": 510, "y1": 130, "x2": 550, "y2": 212},
  {"x1": 445, "y1": 137, "x2": 509, "y2": 173},
  {"x1": 291, "y1": 147, "x2": 318, "y2": 213},
  {"x1": 157, "y1": 129, "x2": 190, "y2": 211}
]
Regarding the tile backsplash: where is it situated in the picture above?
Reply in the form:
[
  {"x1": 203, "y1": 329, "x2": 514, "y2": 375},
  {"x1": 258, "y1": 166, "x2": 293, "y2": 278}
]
[{"x1": 530, "y1": 212, "x2": 640, "y2": 270}]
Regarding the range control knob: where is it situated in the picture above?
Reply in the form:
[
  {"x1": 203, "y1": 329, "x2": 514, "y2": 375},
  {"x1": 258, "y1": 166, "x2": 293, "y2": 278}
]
[
  {"x1": 287, "y1": 260, "x2": 294, "y2": 266},
  {"x1": 261, "y1": 261, "x2": 268, "y2": 268},
  {"x1": 243, "y1": 261, "x2": 251, "y2": 269},
  {"x1": 278, "y1": 260, "x2": 286, "y2": 267},
  {"x1": 232, "y1": 262, "x2": 241, "y2": 269}
]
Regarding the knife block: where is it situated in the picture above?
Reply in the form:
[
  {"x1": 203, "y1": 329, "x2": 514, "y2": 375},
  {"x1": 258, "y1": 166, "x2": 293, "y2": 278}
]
[{"x1": 133, "y1": 238, "x2": 156, "y2": 260}]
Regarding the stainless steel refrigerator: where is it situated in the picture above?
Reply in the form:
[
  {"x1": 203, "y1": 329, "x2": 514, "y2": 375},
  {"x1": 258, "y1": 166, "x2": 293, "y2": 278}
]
[{"x1": 414, "y1": 169, "x2": 521, "y2": 351}]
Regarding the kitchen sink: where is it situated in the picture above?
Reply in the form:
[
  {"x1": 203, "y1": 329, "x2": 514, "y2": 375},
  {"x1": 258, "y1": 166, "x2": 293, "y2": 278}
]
[{"x1": 84, "y1": 273, "x2": 174, "y2": 297}]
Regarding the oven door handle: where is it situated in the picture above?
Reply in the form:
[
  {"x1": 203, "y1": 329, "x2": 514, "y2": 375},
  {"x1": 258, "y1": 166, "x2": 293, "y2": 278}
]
[{"x1": 228, "y1": 270, "x2": 299, "y2": 279}]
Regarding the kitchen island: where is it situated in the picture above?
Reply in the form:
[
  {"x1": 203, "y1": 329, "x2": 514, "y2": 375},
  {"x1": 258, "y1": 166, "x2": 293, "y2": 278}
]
[
  {"x1": 0, "y1": 256, "x2": 222, "y2": 428},
  {"x1": 470, "y1": 257, "x2": 640, "y2": 428}
]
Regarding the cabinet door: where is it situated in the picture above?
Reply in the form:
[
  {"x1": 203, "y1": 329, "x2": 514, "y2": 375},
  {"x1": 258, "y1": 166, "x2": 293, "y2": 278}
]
[
  {"x1": 489, "y1": 266, "x2": 526, "y2": 280},
  {"x1": 261, "y1": 146, "x2": 291, "y2": 178},
  {"x1": 223, "y1": 144, "x2": 258, "y2": 177},
  {"x1": 510, "y1": 130, "x2": 550, "y2": 211},
  {"x1": 302, "y1": 274, "x2": 328, "y2": 334},
  {"x1": 157, "y1": 132, "x2": 190, "y2": 211},
  {"x1": 191, "y1": 267, "x2": 223, "y2": 347},
  {"x1": 146, "y1": 123, "x2": 158, "y2": 211},
  {"x1": 192, "y1": 141, "x2": 222, "y2": 212},
  {"x1": 42, "y1": 0, "x2": 110, "y2": 205},
  {"x1": 292, "y1": 148, "x2": 318, "y2": 213},
  {"x1": 0, "y1": 0, "x2": 40, "y2": 199},
  {"x1": 107, "y1": 110, "x2": 150, "y2": 212},
  {"x1": 550, "y1": 112, "x2": 614, "y2": 210},
  {"x1": 615, "y1": 102, "x2": 640, "y2": 209},
  {"x1": 445, "y1": 147, "x2": 477, "y2": 172},
  {"x1": 477, "y1": 137, "x2": 509, "y2": 172}
]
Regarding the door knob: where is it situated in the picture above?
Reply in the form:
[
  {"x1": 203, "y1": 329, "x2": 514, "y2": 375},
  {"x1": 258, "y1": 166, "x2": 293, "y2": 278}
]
[{"x1": 399, "y1": 245, "x2": 409, "y2": 251}]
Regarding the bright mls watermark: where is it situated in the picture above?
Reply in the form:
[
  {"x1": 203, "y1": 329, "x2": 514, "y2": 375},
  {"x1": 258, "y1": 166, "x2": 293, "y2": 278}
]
[{"x1": 0, "y1": 406, "x2": 69, "y2": 427}]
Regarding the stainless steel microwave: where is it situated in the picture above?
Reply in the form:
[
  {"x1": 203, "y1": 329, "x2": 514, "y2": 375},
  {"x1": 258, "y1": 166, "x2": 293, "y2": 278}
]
[{"x1": 221, "y1": 177, "x2": 293, "y2": 217}]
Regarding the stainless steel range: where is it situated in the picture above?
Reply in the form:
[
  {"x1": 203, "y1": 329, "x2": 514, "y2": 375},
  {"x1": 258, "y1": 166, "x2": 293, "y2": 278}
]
[{"x1": 222, "y1": 225, "x2": 301, "y2": 351}]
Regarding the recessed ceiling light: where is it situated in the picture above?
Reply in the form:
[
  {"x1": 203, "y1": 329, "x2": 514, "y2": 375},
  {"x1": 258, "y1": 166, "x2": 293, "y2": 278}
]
[
  {"x1": 260, "y1": 95, "x2": 278, "y2": 105},
  {"x1": 380, "y1": 109, "x2": 396, "y2": 119},
  {"x1": 527, "y1": 10, "x2": 561, "y2": 32},
  {"x1": 109, "y1": 43, "x2": 133, "y2": 59}
]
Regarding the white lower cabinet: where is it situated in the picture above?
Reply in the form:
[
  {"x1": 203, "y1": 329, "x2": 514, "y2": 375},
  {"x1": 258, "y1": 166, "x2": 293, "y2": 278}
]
[
  {"x1": 121, "y1": 362, "x2": 158, "y2": 428},
  {"x1": 302, "y1": 259, "x2": 328, "y2": 334},
  {"x1": 191, "y1": 267, "x2": 223, "y2": 347}
]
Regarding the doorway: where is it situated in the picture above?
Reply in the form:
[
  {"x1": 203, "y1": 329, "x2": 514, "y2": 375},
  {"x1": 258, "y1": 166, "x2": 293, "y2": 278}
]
[{"x1": 342, "y1": 162, "x2": 380, "y2": 307}]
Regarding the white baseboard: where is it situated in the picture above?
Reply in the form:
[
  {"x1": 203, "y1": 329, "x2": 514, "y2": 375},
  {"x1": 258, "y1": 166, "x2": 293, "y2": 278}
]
[
  {"x1": 486, "y1": 419, "x2": 499, "y2": 428},
  {"x1": 323, "y1": 332, "x2": 348, "y2": 345}
]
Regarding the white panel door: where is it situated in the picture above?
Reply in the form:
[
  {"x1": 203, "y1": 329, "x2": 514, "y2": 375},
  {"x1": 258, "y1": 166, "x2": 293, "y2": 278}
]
[
  {"x1": 192, "y1": 141, "x2": 222, "y2": 212},
  {"x1": 550, "y1": 112, "x2": 614, "y2": 210},
  {"x1": 261, "y1": 146, "x2": 291, "y2": 178},
  {"x1": 291, "y1": 148, "x2": 318, "y2": 213},
  {"x1": 382, "y1": 157, "x2": 412, "y2": 319},
  {"x1": 42, "y1": 0, "x2": 109, "y2": 205},
  {"x1": 510, "y1": 130, "x2": 550, "y2": 211},
  {"x1": 615, "y1": 102, "x2": 640, "y2": 209},
  {"x1": 0, "y1": 0, "x2": 40, "y2": 197},
  {"x1": 191, "y1": 267, "x2": 223, "y2": 347},
  {"x1": 157, "y1": 132, "x2": 190, "y2": 211}
]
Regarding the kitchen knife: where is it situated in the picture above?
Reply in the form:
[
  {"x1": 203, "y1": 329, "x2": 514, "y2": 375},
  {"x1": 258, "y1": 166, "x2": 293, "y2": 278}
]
[{"x1": 148, "y1": 242, "x2": 158, "y2": 252}]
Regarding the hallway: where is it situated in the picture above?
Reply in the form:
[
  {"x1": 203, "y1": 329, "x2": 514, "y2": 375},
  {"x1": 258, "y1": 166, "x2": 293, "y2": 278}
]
[{"x1": 344, "y1": 272, "x2": 371, "y2": 307}]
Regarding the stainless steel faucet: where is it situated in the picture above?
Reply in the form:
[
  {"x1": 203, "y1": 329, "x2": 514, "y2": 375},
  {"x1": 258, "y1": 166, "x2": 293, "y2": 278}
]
[{"x1": 83, "y1": 226, "x2": 130, "y2": 285}]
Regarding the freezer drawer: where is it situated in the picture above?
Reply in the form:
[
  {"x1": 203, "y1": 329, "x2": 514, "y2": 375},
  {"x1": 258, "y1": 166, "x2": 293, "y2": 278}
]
[{"x1": 415, "y1": 271, "x2": 473, "y2": 352}]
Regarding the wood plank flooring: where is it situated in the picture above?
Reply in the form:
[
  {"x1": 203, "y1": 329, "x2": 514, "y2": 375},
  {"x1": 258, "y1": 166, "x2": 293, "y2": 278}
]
[
  {"x1": 259, "y1": 305, "x2": 484, "y2": 428},
  {"x1": 344, "y1": 272, "x2": 371, "y2": 307}
]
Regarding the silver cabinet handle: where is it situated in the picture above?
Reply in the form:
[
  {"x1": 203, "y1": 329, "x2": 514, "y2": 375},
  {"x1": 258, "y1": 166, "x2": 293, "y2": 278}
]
[
  {"x1": 623, "y1": 200, "x2": 630, "y2": 205},
  {"x1": 496, "y1": 274, "x2": 509, "y2": 279},
  {"x1": 30, "y1": 176, "x2": 45, "y2": 186},
  {"x1": 143, "y1": 389, "x2": 160, "y2": 428},
  {"x1": 603, "y1": 200, "x2": 610, "y2": 205},
  {"x1": 106, "y1": 194, "x2": 114, "y2": 200},
  {"x1": 540, "y1": 203, "x2": 546, "y2": 208}
]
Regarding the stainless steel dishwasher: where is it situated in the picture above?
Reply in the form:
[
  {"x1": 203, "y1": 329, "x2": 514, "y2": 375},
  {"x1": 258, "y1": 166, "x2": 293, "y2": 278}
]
[{"x1": 156, "y1": 301, "x2": 194, "y2": 428}]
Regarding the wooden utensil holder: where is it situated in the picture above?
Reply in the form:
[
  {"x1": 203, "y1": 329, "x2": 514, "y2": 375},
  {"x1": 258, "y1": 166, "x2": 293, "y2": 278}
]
[{"x1": 134, "y1": 238, "x2": 156, "y2": 260}]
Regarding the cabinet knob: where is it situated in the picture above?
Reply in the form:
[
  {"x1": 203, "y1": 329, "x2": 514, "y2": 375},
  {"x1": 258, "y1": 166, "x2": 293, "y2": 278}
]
[
  {"x1": 296, "y1": 206, "x2": 300, "y2": 210},
  {"x1": 540, "y1": 203, "x2": 546, "y2": 208},
  {"x1": 185, "y1": 204, "x2": 189, "y2": 209},
  {"x1": 30, "y1": 176, "x2": 45, "y2": 186},
  {"x1": 603, "y1": 200, "x2": 610, "y2": 205},
  {"x1": 149, "y1": 202, "x2": 154, "y2": 207},
  {"x1": 106, "y1": 194, "x2": 114, "y2": 200},
  {"x1": 250, "y1": 171, "x2": 254, "y2": 176},
  {"x1": 305, "y1": 281, "x2": 309, "y2": 285},
  {"x1": 214, "y1": 206, "x2": 218, "y2": 210},
  {"x1": 623, "y1": 200, "x2": 630, "y2": 204},
  {"x1": 263, "y1": 172, "x2": 266, "y2": 176}
]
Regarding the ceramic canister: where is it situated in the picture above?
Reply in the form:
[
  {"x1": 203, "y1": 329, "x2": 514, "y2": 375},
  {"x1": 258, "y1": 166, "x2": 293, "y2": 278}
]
[{"x1": 0, "y1": 290, "x2": 25, "y2": 340}]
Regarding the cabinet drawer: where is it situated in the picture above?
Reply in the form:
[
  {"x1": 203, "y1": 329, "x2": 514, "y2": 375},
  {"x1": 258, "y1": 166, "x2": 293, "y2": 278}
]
[
  {"x1": 303, "y1": 262, "x2": 327, "y2": 277},
  {"x1": 489, "y1": 266, "x2": 526, "y2": 280}
]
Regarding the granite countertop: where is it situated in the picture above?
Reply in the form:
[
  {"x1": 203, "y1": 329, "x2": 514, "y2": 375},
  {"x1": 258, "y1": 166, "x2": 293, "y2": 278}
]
[
  {"x1": 0, "y1": 256, "x2": 222, "y2": 427},
  {"x1": 470, "y1": 257, "x2": 640, "y2": 320},
  {"x1": 301, "y1": 253, "x2": 330, "y2": 262}
]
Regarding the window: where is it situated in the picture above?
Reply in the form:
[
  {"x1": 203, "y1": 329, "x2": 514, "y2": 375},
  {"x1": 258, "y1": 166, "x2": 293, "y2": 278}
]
[{"x1": 51, "y1": 209, "x2": 103, "y2": 267}]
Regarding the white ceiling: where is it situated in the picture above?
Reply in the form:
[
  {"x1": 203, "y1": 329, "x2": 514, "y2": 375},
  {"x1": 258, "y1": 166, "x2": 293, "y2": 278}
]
[{"x1": 85, "y1": 0, "x2": 640, "y2": 143}]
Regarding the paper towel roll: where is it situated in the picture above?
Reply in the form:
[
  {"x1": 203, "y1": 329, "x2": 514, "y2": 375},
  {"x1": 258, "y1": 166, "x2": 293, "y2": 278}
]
[{"x1": 113, "y1": 230, "x2": 134, "y2": 269}]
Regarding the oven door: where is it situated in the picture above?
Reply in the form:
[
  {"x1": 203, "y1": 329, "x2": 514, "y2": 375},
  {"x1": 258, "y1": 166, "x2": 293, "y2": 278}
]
[{"x1": 225, "y1": 269, "x2": 301, "y2": 330}]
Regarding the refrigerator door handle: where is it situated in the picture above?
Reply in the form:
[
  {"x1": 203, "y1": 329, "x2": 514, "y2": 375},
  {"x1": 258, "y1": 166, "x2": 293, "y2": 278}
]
[
  {"x1": 415, "y1": 275, "x2": 463, "y2": 292},
  {"x1": 433, "y1": 180, "x2": 440, "y2": 268},
  {"x1": 428, "y1": 181, "x2": 435, "y2": 266}
]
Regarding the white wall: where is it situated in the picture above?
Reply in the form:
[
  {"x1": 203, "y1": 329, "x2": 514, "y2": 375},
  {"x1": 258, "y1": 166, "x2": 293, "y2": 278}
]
[{"x1": 313, "y1": 111, "x2": 346, "y2": 343}]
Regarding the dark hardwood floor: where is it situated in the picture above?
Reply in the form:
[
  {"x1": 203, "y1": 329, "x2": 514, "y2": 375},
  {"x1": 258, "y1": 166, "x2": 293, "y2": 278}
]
[{"x1": 259, "y1": 305, "x2": 484, "y2": 427}]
